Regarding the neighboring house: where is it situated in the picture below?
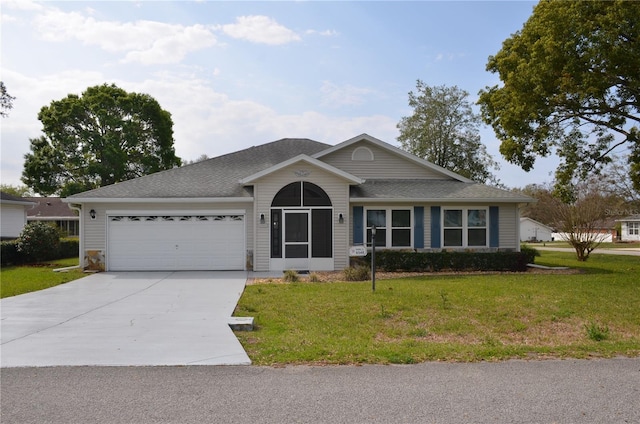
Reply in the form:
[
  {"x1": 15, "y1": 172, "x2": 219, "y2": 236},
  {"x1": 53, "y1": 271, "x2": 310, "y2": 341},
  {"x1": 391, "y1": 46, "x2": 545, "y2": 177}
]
[
  {"x1": 64, "y1": 134, "x2": 534, "y2": 272},
  {"x1": 26, "y1": 197, "x2": 79, "y2": 237},
  {"x1": 553, "y1": 218, "x2": 617, "y2": 244},
  {"x1": 0, "y1": 192, "x2": 35, "y2": 240},
  {"x1": 520, "y1": 217, "x2": 553, "y2": 242},
  {"x1": 616, "y1": 214, "x2": 640, "y2": 242}
]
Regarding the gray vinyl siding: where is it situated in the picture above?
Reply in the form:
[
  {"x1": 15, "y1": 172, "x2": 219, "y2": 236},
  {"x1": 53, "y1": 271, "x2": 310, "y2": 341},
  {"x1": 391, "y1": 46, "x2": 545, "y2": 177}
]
[
  {"x1": 252, "y1": 162, "x2": 351, "y2": 271},
  {"x1": 321, "y1": 141, "x2": 446, "y2": 179},
  {"x1": 81, "y1": 201, "x2": 253, "y2": 255}
]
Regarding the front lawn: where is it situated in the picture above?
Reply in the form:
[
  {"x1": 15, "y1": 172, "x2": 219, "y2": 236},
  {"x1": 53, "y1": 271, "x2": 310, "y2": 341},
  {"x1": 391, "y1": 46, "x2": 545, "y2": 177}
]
[
  {"x1": 234, "y1": 252, "x2": 640, "y2": 364},
  {"x1": 0, "y1": 258, "x2": 85, "y2": 298}
]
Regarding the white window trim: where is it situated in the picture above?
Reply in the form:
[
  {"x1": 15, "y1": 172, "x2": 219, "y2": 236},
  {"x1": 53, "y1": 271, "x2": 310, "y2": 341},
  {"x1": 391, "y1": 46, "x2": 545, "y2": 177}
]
[
  {"x1": 629, "y1": 222, "x2": 640, "y2": 236},
  {"x1": 364, "y1": 207, "x2": 413, "y2": 249},
  {"x1": 442, "y1": 207, "x2": 489, "y2": 248}
]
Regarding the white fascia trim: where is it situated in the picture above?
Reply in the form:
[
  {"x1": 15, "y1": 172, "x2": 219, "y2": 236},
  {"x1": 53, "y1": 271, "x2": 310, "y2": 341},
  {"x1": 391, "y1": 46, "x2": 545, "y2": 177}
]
[
  {"x1": 351, "y1": 198, "x2": 534, "y2": 203},
  {"x1": 239, "y1": 154, "x2": 364, "y2": 185},
  {"x1": 62, "y1": 197, "x2": 253, "y2": 204},
  {"x1": 106, "y1": 209, "x2": 246, "y2": 216},
  {"x1": 313, "y1": 133, "x2": 473, "y2": 183}
]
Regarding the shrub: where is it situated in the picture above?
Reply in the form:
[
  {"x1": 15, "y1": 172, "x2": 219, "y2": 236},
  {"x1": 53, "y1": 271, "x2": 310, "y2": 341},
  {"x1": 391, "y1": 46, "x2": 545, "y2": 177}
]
[
  {"x1": 283, "y1": 269, "x2": 299, "y2": 282},
  {"x1": 1, "y1": 240, "x2": 21, "y2": 266},
  {"x1": 520, "y1": 245, "x2": 540, "y2": 264},
  {"x1": 343, "y1": 265, "x2": 371, "y2": 281},
  {"x1": 365, "y1": 249, "x2": 533, "y2": 273},
  {"x1": 58, "y1": 238, "x2": 79, "y2": 259},
  {"x1": 308, "y1": 272, "x2": 321, "y2": 282},
  {"x1": 15, "y1": 222, "x2": 60, "y2": 263}
]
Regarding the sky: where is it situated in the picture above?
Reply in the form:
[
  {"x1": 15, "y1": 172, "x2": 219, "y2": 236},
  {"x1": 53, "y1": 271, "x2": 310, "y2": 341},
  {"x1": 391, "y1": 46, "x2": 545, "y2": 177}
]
[{"x1": 1, "y1": 0, "x2": 560, "y2": 191}]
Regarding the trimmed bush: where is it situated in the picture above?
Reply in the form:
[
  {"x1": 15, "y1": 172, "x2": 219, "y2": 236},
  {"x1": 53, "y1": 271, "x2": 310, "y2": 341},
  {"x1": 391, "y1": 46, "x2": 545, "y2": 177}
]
[
  {"x1": 1, "y1": 237, "x2": 78, "y2": 267},
  {"x1": 520, "y1": 245, "x2": 540, "y2": 264},
  {"x1": 59, "y1": 238, "x2": 79, "y2": 259},
  {"x1": 15, "y1": 222, "x2": 60, "y2": 263},
  {"x1": 365, "y1": 249, "x2": 534, "y2": 273},
  {"x1": 1, "y1": 240, "x2": 21, "y2": 266}
]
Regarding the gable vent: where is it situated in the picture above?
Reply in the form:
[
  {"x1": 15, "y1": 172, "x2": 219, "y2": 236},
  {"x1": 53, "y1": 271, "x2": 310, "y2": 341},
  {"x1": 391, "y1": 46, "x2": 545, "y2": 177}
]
[{"x1": 352, "y1": 146, "x2": 374, "y2": 161}]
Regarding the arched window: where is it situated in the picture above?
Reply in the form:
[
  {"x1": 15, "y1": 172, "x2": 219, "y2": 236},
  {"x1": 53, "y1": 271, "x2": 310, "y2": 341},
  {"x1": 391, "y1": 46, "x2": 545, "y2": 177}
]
[
  {"x1": 351, "y1": 146, "x2": 374, "y2": 161},
  {"x1": 271, "y1": 182, "x2": 331, "y2": 207}
]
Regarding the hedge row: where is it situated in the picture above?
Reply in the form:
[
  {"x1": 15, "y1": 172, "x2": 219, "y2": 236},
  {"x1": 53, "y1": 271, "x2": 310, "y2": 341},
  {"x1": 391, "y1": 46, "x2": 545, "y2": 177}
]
[
  {"x1": 0, "y1": 238, "x2": 79, "y2": 267},
  {"x1": 358, "y1": 247, "x2": 538, "y2": 273}
]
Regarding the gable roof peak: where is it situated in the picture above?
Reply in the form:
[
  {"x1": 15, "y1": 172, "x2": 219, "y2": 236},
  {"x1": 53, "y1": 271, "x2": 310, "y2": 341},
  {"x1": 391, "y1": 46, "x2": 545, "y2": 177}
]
[{"x1": 314, "y1": 134, "x2": 473, "y2": 183}]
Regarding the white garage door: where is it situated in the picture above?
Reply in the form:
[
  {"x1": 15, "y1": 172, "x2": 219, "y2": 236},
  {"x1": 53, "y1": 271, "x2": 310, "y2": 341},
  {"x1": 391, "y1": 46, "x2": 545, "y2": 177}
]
[{"x1": 107, "y1": 214, "x2": 245, "y2": 271}]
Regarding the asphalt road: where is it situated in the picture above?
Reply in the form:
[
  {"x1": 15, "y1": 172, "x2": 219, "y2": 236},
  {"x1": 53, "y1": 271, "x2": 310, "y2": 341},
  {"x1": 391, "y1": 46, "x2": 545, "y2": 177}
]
[{"x1": 2, "y1": 358, "x2": 639, "y2": 423}]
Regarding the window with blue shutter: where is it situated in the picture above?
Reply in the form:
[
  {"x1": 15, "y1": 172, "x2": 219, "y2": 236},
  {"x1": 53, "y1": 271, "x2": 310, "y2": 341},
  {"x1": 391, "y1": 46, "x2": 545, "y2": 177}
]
[
  {"x1": 489, "y1": 206, "x2": 499, "y2": 247},
  {"x1": 353, "y1": 206, "x2": 363, "y2": 244},
  {"x1": 430, "y1": 206, "x2": 441, "y2": 248},
  {"x1": 414, "y1": 206, "x2": 424, "y2": 249}
]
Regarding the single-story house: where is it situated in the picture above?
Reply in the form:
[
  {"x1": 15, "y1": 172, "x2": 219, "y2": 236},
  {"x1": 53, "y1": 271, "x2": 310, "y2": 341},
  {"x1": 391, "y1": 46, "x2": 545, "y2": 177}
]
[
  {"x1": 0, "y1": 192, "x2": 35, "y2": 241},
  {"x1": 616, "y1": 214, "x2": 640, "y2": 242},
  {"x1": 520, "y1": 217, "x2": 554, "y2": 242},
  {"x1": 64, "y1": 134, "x2": 534, "y2": 272},
  {"x1": 26, "y1": 197, "x2": 80, "y2": 237}
]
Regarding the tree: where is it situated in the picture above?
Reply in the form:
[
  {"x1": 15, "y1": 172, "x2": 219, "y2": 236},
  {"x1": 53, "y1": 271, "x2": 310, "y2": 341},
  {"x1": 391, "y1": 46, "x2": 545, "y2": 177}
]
[
  {"x1": 513, "y1": 183, "x2": 557, "y2": 226},
  {"x1": 478, "y1": 0, "x2": 640, "y2": 197},
  {"x1": 0, "y1": 184, "x2": 33, "y2": 197},
  {"x1": 22, "y1": 84, "x2": 181, "y2": 196},
  {"x1": 549, "y1": 183, "x2": 614, "y2": 261},
  {"x1": 182, "y1": 154, "x2": 210, "y2": 166},
  {"x1": 397, "y1": 81, "x2": 499, "y2": 183},
  {"x1": 1, "y1": 81, "x2": 15, "y2": 118}
]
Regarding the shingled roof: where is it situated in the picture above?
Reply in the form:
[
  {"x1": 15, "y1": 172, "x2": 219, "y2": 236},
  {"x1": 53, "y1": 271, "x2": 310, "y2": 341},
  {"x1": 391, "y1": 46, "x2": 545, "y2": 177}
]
[
  {"x1": 350, "y1": 179, "x2": 533, "y2": 202},
  {"x1": 26, "y1": 197, "x2": 77, "y2": 218},
  {"x1": 66, "y1": 138, "x2": 331, "y2": 199}
]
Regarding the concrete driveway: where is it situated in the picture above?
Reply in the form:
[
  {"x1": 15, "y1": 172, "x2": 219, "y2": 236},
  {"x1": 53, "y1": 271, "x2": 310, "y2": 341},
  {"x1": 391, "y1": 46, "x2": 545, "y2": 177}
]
[{"x1": 0, "y1": 272, "x2": 251, "y2": 367}]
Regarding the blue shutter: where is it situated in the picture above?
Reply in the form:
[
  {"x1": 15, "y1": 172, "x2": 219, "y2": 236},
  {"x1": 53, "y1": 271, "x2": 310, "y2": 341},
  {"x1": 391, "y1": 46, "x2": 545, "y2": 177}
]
[
  {"x1": 353, "y1": 206, "x2": 364, "y2": 244},
  {"x1": 414, "y1": 206, "x2": 424, "y2": 249},
  {"x1": 430, "y1": 206, "x2": 441, "y2": 248},
  {"x1": 489, "y1": 206, "x2": 499, "y2": 248}
]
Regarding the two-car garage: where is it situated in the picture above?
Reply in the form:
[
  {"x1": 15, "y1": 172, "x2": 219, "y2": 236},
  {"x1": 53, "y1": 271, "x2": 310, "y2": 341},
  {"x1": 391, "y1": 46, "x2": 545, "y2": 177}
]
[{"x1": 107, "y1": 213, "x2": 245, "y2": 271}]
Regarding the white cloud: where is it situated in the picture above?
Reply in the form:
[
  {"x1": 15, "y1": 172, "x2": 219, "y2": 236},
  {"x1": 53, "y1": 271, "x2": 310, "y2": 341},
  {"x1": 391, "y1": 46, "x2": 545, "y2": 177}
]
[
  {"x1": 32, "y1": 8, "x2": 218, "y2": 65},
  {"x1": 306, "y1": 29, "x2": 339, "y2": 37},
  {"x1": 320, "y1": 81, "x2": 375, "y2": 107},
  {"x1": 2, "y1": 0, "x2": 44, "y2": 11},
  {"x1": 434, "y1": 52, "x2": 465, "y2": 62},
  {"x1": 221, "y1": 15, "x2": 301, "y2": 45},
  {"x1": 0, "y1": 68, "x2": 398, "y2": 186}
]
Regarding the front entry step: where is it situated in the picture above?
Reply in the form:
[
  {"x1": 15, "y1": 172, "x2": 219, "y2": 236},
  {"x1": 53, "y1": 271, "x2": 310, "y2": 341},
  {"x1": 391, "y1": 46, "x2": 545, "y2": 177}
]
[{"x1": 228, "y1": 317, "x2": 254, "y2": 331}]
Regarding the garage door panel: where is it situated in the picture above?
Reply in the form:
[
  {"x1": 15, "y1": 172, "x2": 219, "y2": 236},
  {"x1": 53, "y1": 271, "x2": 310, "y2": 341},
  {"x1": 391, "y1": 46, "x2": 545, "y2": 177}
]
[{"x1": 108, "y1": 215, "x2": 244, "y2": 271}]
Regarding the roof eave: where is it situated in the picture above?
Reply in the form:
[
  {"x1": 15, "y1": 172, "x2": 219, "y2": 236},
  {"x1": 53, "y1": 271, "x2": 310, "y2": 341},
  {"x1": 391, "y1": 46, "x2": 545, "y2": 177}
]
[
  {"x1": 62, "y1": 197, "x2": 254, "y2": 204},
  {"x1": 240, "y1": 154, "x2": 364, "y2": 184},
  {"x1": 350, "y1": 197, "x2": 535, "y2": 203}
]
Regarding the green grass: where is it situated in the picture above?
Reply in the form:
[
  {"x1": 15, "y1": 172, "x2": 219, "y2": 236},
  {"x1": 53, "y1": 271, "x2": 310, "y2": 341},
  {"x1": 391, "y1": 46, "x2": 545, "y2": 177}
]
[
  {"x1": 0, "y1": 258, "x2": 85, "y2": 298},
  {"x1": 234, "y1": 252, "x2": 640, "y2": 365},
  {"x1": 527, "y1": 241, "x2": 640, "y2": 249}
]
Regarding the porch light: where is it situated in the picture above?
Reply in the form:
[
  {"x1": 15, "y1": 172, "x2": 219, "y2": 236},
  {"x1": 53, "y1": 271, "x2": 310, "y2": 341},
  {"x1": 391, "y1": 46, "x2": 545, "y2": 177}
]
[
  {"x1": 90, "y1": 209, "x2": 97, "y2": 220},
  {"x1": 260, "y1": 213, "x2": 265, "y2": 224},
  {"x1": 339, "y1": 213, "x2": 344, "y2": 224}
]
